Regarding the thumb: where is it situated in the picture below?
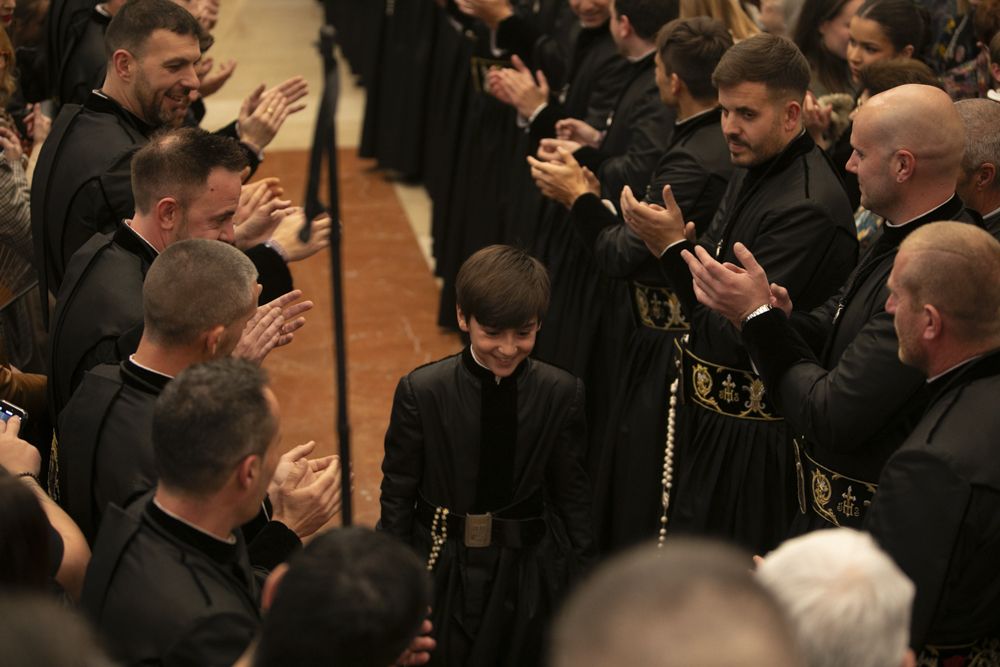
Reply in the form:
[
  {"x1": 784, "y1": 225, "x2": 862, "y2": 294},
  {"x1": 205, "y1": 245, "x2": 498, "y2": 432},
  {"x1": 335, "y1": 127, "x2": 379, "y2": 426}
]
[
  {"x1": 511, "y1": 54, "x2": 529, "y2": 74},
  {"x1": 733, "y1": 242, "x2": 763, "y2": 274},
  {"x1": 535, "y1": 68, "x2": 550, "y2": 94},
  {"x1": 661, "y1": 184, "x2": 680, "y2": 210},
  {"x1": 556, "y1": 146, "x2": 579, "y2": 167}
]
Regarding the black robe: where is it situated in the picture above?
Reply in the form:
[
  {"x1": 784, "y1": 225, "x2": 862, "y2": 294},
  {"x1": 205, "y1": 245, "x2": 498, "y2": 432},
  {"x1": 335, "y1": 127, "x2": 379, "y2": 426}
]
[
  {"x1": 866, "y1": 350, "x2": 1000, "y2": 653},
  {"x1": 983, "y1": 207, "x2": 1000, "y2": 239},
  {"x1": 31, "y1": 91, "x2": 273, "y2": 303},
  {"x1": 56, "y1": 6, "x2": 108, "y2": 107},
  {"x1": 82, "y1": 494, "x2": 261, "y2": 667},
  {"x1": 47, "y1": 224, "x2": 288, "y2": 423},
  {"x1": 380, "y1": 348, "x2": 594, "y2": 667},
  {"x1": 740, "y1": 195, "x2": 981, "y2": 535},
  {"x1": 571, "y1": 108, "x2": 733, "y2": 551},
  {"x1": 58, "y1": 359, "x2": 300, "y2": 568},
  {"x1": 657, "y1": 131, "x2": 858, "y2": 553}
]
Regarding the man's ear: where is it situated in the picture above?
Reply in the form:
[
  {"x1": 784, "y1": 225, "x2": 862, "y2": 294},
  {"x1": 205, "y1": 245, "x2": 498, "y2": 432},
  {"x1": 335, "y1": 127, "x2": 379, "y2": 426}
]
[
  {"x1": 617, "y1": 14, "x2": 634, "y2": 40},
  {"x1": 923, "y1": 303, "x2": 944, "y2": 342},
  {"x1": 260, "y1": 563, "x2": 289, "y2": 613},
  {"x1": 670, "y1": 72, "x2": 683, "y2": 98},
  {"x1": 111, "y1": 49, "x2": 135, "y2": 81},
  {"x1": 456, "y1": 307, "x2": 470, "y2": 333},
  {"x1": 976, "y1": 162, "x2": 998, "y2": 190},
  {"x1": 236, "y1": 454, "x2": 262, "y2": 491},
  {"x1": 203, "y1": 324, "x2": 227, "y2": 359},
  {"x1": 155, "y1": 197, "x2": 181, "y2": 232},
  {"x1": 784, "y1": 99, "x2": 802, "y2": 130},
  {"x1": 991, "y1": 61, "x2": 1000, "y2": 84},
  {"x1": 893, "y1": 149, "x2": 916, "y2": 182},
  {"x1": 900, "y1": 44, "x2": 915, "y2": 59}
]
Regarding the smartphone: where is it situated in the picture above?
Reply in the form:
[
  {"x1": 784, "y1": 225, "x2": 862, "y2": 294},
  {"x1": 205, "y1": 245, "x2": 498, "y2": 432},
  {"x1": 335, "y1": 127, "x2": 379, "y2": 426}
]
[{"x1": 0, "y1": 400, "x2": 27, "y2": 423}]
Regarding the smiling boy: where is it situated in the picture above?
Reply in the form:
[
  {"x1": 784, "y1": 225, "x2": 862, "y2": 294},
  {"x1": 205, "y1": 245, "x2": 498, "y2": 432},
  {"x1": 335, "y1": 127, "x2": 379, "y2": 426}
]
[{"x1": 379, "y1": 245, "x2": 595, "y2": 667}]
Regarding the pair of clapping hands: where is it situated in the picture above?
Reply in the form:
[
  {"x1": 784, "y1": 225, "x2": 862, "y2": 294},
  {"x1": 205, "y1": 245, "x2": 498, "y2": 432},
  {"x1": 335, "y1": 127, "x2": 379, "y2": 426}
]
[
  {"x1": 621, "y1": 184, "x2": 792, "y2": 326},
  {"x1": 525, "y1": 115, "x2": 606, "y2": 208}
]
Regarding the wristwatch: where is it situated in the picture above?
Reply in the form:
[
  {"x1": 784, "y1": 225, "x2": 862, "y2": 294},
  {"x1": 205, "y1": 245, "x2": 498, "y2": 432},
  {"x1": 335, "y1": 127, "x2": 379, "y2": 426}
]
[{"x1": 741, "y1": 304, "x2": 773, "y2": 327}]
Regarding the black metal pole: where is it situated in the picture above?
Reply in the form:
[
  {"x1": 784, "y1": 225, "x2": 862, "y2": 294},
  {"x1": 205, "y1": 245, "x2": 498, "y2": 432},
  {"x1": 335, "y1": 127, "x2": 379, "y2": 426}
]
[{"x1": 304, "y1": 12, "x2": 352, "y2": 525}]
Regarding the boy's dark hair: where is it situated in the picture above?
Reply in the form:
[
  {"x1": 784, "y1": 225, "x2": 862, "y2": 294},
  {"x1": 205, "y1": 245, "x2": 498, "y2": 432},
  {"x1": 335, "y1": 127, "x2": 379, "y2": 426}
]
[
  {"x1": 855, "y1": 0, "x2": 930, "y2": 57},
  {"x1": 254, "y1": 527, "x2": 430, "y2": 667},
  {"x1": 104, "y1": 0, "x2": 209, "y2": 59},
  {"x1": 153, "y1": 359, "x2": 276, "y2": 496},
  {"x1": 456, "y1": 245, "x2": 550, "y2": 328},
  {"x1": 132, "y1": 127, "x2": 248, "y2": 215},
  {"x1": 712, "y1": 33, "x2": 811, "y2": 102},
  {"x1": 657, "y1": 17, "x2": 733, "y2": 100},
  {"x1": 616, "y1": 0, "x2": 681, "y2": 41},
  {"x1": 857, "y1": 58, "x2": 941, "y2": 96}
]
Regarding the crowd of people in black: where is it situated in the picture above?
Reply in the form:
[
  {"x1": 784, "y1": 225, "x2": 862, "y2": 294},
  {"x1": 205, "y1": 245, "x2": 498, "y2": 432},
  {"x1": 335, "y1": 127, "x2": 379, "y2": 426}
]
[{"x1": 2, "y1": 0, "x2": 1000, "y2": 664}]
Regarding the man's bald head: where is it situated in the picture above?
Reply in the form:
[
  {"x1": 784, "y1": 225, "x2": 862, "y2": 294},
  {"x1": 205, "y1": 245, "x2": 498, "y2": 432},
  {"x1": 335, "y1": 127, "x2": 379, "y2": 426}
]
[
  {"x1": 894, "y1": 222, "x2": 1000, "y2": 347},
  {"x1": 551, "y1": 540, "x2": 803, "y2": 667},
  {"x1": 857, "y1": 84, "x2": 965, "y2": 182}
]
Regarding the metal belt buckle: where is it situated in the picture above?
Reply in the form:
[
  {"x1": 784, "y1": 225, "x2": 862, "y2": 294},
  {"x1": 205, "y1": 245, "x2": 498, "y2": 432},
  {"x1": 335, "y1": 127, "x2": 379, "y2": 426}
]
[{"x1": 464, "y1": 513, "x2": 492, "y2": 548}]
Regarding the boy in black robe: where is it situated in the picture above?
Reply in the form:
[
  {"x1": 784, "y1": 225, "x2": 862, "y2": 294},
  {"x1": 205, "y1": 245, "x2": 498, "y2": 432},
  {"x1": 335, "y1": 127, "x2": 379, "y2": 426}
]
[{"x1": 380, "y1": 245, "x2": 595, "y2": 667}]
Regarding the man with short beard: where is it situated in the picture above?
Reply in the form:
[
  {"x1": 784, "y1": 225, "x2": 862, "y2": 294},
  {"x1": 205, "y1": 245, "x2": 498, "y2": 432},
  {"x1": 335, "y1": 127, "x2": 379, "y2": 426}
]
[{"x1": 31, "y1": 0, "x2": 297, "y2": 305}]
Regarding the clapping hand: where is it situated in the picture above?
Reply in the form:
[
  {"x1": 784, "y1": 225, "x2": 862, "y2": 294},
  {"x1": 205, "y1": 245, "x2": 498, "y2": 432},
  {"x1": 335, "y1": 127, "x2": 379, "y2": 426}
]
[
  {"x1": 268, "y1": 440, "x2": 342, "y2": 539},
  {"x1": 234, "y1": 178, "x2": 291, "y2": 249},
  {"x1": 555, "y1": 117, "x2": 603, "y2": 148},
  {"x1": 621, "y1": 184, "x2": 694, "y2": 256},
  {"x1": 486, "y1": 55, "x2": 549, "y2": 118},
  {"x1": 526, "y1": 147, "x2": 596, "y2": 208},
  {"x1": 233, "y1": 288, "x2": 314, "y2": 364}
]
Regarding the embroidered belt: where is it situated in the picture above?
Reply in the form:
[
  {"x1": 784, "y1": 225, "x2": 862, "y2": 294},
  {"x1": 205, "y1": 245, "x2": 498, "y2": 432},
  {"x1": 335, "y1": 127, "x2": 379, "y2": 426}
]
[
  {"x1": 679, "y1": 342, "x2": 781, "y2": 421},
  {"x1": 415, "y1": 495, "x2": 546, "y2": 550},
  {"x1": 470, "y1": 56, "x2": 510, "y2": 94},
  {"x1": 793, "y1": 439, "x2": 877, "y2": 529},
  {"x1": 919, "y1": 637, "x2": 1000, "y2": 665},
  {"x1": 632, "y1": 282, "x2": 689, "y2": 331}
]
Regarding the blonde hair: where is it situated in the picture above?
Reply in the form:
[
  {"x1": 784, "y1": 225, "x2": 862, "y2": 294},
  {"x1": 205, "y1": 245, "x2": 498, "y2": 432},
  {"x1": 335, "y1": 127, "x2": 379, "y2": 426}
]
[{"x1": 680, "y1": 0, "x2": 762, "y2": 41}]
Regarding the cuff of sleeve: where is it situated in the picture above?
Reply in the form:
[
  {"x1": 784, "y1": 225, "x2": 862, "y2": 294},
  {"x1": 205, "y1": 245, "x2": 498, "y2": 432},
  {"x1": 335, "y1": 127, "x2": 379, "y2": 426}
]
[
  {"x1": 527, "y1": 102, "x2": 548, "y2": 125},
  {"x1": 247, "y1": 521, "x2": 302, "y2": 571},
  {"x1": 741, "y1": 308, "x2": 803, "y2": 387},
  {"x1": 572, "y1": 145, "x2": 606, "y2": 173},
  {"x1": 572, "y1": 192, "x2": 618, "y2": 246}
]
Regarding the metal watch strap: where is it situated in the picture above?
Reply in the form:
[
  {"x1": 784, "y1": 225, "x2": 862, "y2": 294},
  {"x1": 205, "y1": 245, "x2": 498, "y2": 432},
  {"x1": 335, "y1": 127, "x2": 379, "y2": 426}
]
[{"x1": 742, "y1": 304, "x2": 773, "y2": 327}]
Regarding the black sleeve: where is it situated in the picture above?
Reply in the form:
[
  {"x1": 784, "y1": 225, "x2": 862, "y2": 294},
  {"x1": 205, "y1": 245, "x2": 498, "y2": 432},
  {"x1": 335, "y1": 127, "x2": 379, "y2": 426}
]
[
  {"x1": 866, "y1": 448, "x2": 968, "y2": 648},
  {"x1": 247, "y1": 520, "x2": 301, "y2": 573},
  {"x1": 379, "y1": 376, "x2": 424, "y2": 541},
  {"x1": 495, "y1": 13, "x2": 541, "y2": 61},
  {"x1": 213, "y1": 121, "x2": 261, "y2": 178},
  {"x1": 593, "y1": 94, "x2": 672, "y2": 201},
  {"x1": 573, "y1": 195, "x2": 659, "y2": 280},
  {"x1": 245, "y1": 244, "x2": 293, "y2": 304},
  {"x1": 162, "y1": 612, "x2": 259, "y2": 667},
  {"x1": 545, "y1": 378, "x2": 596, "y2": 568}
]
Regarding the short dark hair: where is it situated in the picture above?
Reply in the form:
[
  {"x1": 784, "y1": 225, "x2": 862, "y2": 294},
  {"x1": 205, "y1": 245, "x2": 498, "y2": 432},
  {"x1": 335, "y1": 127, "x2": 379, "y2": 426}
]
[
  {"x1": 616, "y1": 0, "x2": 680, "y2": 41},
  {"x1": 143, "y1": 239, "x2": 259, "y2": 346},
  {"x1": 712, "y1": 33, "x2": 811, "y2": 101},
  {"x1": 974, "y1": 0, "x2": 1000, "y2": 47},
  {"x1": 455, "y1": 245, "x2": 550, "y2": 328},
  {"x1": 855, "y1": 0, "x2": 929, "y2": 57},
  {"x1": 254, "y1": 528, "x2": 431, "y2": 667},
  {"x1": 657, "y1": 17, "x2": 733, "y2": 100},
  {"x1": 0, "y1": 469, "x2": 50, "y2": 592},
  {"x1": 857, "y1": 58, "x2": 941, "y2": 96},
  {"x1": 153, "y1": 359, "x2": 277, "y2": 495},
  {"x1": 131, "y1": 127, "x2": 248, "y2": 215},
  {"x1": 104, "y1": 0, "x2": 209, "y2": 60},
  {"x1": 793, "y1": 0, "x2": 857, "y2": 94}
]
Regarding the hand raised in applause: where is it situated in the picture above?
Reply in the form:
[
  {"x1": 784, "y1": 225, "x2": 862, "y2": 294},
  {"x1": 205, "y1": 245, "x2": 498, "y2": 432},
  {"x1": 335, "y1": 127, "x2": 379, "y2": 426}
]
[
  {"x1": 620, "y1": 184, "x2": 694, "y2": 256},
  {"x1": 486, "y1": 55, "x2": 549, "y2": 118},
  {"x1": 268, "y1": 208, "x2": 333, "y2": 262},
  {"x1": 555, "y1": 117, "x2": 603, "y2": 148},
  {"x1": 233, "y1": 288, "x2": 313, "y2": 364},
  {"x1": 526, "y1": 147, "x2": 597, "y2": 208},
  {"x1": 238, "y1": 77, "x2": 309, "y2": 154},
  {"x1": 536, "y1": 137, "x2": 581, "y2": 162},
  {"x1": 680, "y1": 242, "x2": 779, "y2": 327},
  {"x1": 455, "y1": 0, "x2": 513, "y2": 28},
  {"x1": 198, "y1": 57, "x2": 238, "y2": 98},
  {"x1": 802, "y1": 91, "x2": 833, "y2": 149},
  {"x1": 234, "y1": 178, "x2": 291, "y2": 249},
  {"x1": 268, "y1": 440, "x2": 343, "y2": 539}
]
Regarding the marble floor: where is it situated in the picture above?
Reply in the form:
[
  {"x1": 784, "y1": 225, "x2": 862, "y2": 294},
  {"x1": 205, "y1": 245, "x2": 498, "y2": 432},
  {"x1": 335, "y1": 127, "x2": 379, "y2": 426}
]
[{"x1": 205, "y1": 0, "x2": 457, "y2": 528}]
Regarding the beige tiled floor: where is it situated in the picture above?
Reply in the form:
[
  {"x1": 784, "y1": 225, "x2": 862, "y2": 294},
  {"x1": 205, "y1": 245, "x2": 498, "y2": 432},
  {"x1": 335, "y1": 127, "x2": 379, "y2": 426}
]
[{"x1": 202, "y1": 0, "x2": 434, "y2": 267}]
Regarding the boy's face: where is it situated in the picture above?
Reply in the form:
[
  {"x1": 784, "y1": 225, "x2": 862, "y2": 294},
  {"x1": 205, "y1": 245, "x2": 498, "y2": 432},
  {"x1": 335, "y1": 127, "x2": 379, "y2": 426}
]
[{"x1": 457, "y1": 311, "x2": 540, "y2": 378}]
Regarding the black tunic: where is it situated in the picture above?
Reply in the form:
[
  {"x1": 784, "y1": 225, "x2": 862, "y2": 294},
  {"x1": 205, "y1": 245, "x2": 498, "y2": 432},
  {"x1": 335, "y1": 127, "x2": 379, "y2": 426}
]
[
  {"x1": 56, "y1": 6, "x2": 108, "y2": 107},
  {"x1": 866, "y1": 350, "x2": 1000, "y2": 651},
  {"x1": 82, "y1": 495, "x2": 261, "y2": 667},
  {"x1": 571, "y1": 108, "x2": 734, "y2": 551},
  {"x1": 380, "y1": 348, "x2": 594, "y2": 667},
  {"x1": 657, "y1": 131, "x2": 858, "y2": 553},
  {"x1": 740, "y1": 196, "x2": 981, "y2": 535},
  {"x1": 30, "y1": 91, "x2": 273, "y2": 303},
  {"x1": 58, "y1": 359, "x2": 300, "y2": 570}
]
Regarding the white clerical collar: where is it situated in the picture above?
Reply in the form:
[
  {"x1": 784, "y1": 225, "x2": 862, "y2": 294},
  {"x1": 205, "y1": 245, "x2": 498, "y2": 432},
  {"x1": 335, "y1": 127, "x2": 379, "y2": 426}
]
[
  {"x1": 123, "y1": 219, "x2": 161, "y2": 255},
  {"x1": 469, "y1": 347, "x2": 502, "y2": 384},
  {"x1": 628, "y1": 47, "x2": 656, "y2": 63},
  {"x1": 152, "y1": 498, "x2": 237, "y2": 544},
  {"x1": 987, "y1": 89, "x2": 1000, "y2": 103},
  {"x1": 885, "y1": 195, "x2": 955, "y2": 228},
  {"x1": 926, "y1": 354, "x2": 984, "y2": 383},
  {"x1": 128, "y1": 354, "x2": 174, "y2": 380},
  {"x1": 982, "y1": 203, "x2": 1000, "y2": 220}
]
